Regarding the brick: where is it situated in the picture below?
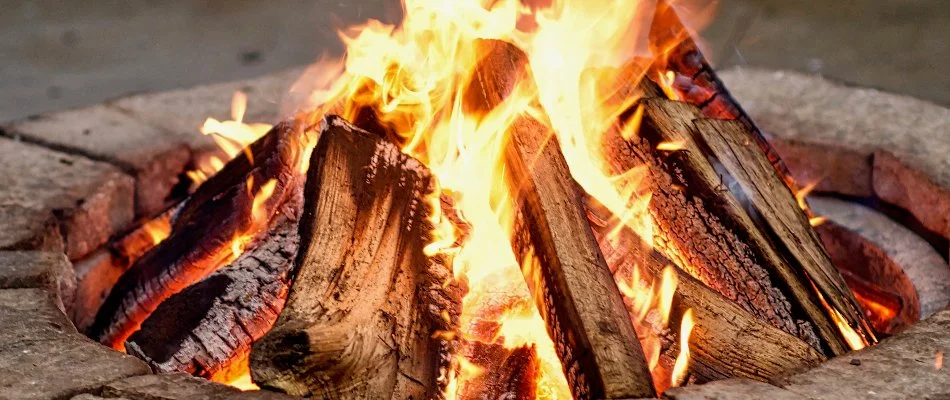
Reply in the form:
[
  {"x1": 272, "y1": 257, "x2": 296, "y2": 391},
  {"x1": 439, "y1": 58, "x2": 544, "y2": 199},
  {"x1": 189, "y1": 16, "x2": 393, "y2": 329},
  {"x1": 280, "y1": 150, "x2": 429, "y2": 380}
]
[
  {"x1": 780, "y1": 307, "x2": 950, "y2": 399},
  {"x1": 811, "y1": 197, "x2": 950, "y2": 319},
  {"x1": 0, "y1": 138, "x2": 134, "y2": 260},
  {"x1": 4, "y1": 105, "x2": 191, "y2": 216},
  {"x1": 0, "y1": 289, "x2": 150, "y2": 400},
  {"x1": 0, "y1": 251, "x2": 77, "y2": 315},
  {"x1": 719, "y1": 68, "x2": 950, "y2": 237},
  {"x1": 100, "y1": 373, "x2": 295, "y2": 400},
  {"x1": 663, "y1": 379, "x2": 804, "y2": 400}
]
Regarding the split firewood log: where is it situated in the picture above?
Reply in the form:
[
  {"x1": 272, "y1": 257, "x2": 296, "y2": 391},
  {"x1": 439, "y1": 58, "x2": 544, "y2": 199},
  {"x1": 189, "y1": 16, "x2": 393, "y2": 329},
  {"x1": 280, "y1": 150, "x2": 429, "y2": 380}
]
[
  {"x1": 87, "y1": 119, "x2": 313, "y2": 349},
  {"x1": 125, "y1": 189, "x2": 303, "y2": 381},
  {"x1": 468, "y1": 39, "x2": 657, "y2": 399},
  {"x1": 250, "y1": 116, "x2": 462, "y2": 399}
]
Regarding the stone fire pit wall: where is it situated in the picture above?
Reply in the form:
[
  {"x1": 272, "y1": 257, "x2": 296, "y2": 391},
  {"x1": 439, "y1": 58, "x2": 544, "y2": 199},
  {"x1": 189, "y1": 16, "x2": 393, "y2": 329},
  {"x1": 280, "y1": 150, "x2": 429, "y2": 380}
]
[{"x1": 0, "y1": 66, "x2": 948, "y2": 399}]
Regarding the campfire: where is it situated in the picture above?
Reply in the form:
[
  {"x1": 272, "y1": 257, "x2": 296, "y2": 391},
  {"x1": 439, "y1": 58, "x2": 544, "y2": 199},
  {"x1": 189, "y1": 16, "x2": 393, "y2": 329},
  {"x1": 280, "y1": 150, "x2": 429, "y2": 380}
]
[{"x1": 64, "y1": 0, "x2": 922, "y2": 398}]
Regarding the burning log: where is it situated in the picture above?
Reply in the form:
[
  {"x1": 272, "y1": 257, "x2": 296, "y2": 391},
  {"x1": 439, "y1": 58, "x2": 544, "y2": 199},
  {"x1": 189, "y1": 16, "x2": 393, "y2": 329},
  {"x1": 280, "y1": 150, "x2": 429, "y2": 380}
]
[
  {"x1": 249, "y1": 116, "x2": 461, "y2": 399},
  {"x1": 468, "y1": 39, "x2": 656, "y2": 399},
  {"x1": 458, "y1": 342, "x2": 539, "y2": 400},
  {"x1": 600, "y1": 98, "x2": 875, "y2": 355},
  {"x1": 87, "y1": 120, "x2": 312, "y2": 349},
  {"x1": 71, "y1": 203, "x2": 176, "y2": 331},
  {"x1": 649, "y1": 0, "x2": 795, "y2": 188},
  {"x1": 125, "y1": 204, "x2": 301, "y2": 382},
  {"x1": 590, "y1": 207, "x2": 825, "y2": 383}
]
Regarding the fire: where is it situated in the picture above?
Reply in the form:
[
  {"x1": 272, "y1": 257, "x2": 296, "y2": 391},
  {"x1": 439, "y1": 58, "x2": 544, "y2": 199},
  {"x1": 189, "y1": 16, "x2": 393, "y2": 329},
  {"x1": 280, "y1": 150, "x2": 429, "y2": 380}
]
[
  {"x1": 141, "y1": 217, "x2": 171, "y2": 245},
  {"x1": 937, "y1": 351, "x2": 944, "y2": 370},
  {"x1": 809, "y1": 216, "x2": 828, "y2": 227},
  {"x1": 671, "y1": 308, "x2": 695, "y2": 387},
  {"x1": 186, "y1": 0, "x2": 718, "y2": 395},
  {"x1": 276, "y1": 0, "x2": 706, "y2": 396},
  {"x1": 188, "y1": 91, "x2": 275, "y2": 187},
  {"x1": 795, "y1": 181, "x2": 819, "y2": 211},
  {"x1": 226, "y1": 372, "x2": 259, "y2": 391}
]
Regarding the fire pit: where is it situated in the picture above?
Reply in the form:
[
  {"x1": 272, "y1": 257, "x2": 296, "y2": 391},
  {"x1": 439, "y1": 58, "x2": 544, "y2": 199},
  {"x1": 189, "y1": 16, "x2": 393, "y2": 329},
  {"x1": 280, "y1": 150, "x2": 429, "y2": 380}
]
[{"x1": 1, "y1": 1, "x2": 949, "y2": 400}]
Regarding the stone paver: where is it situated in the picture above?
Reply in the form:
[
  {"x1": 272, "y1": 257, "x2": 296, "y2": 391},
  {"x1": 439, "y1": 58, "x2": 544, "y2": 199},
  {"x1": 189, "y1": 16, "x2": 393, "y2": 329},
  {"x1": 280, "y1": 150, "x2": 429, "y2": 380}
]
[
  {"x1": 663, "y1": 378, "x2": 804, "y2": 400},
  {"x1": 0, "y1": 288, "x2": 150, "y2": 400},
  {"x1": 99, "y1": 373, "x2": 295, "y2": 400},
  {"x1": 719, "y1": 68, "x2": 950, "y2": 238},
  {"x1": 0, "y1": 137, "x2": 134, "y2": 260},
  {"x1": 0, "y1": 251, "x2": 77, "y2": 315},
  {"x1": 112, "y1": 66, "x2": 303, "y2": 152},
  {"x1": 3, "y1": 105, "x2": 191, "y2": 216},
  {"x1": 780, "y1": 307, "x2": 950, "y2": 400}
]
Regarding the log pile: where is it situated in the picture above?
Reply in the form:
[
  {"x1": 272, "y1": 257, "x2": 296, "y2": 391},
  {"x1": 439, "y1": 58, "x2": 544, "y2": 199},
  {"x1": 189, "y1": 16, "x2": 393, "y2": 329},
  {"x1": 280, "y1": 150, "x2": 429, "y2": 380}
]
[{"x1": 82, "y1": 2, "x2": 881, "y2": 397}]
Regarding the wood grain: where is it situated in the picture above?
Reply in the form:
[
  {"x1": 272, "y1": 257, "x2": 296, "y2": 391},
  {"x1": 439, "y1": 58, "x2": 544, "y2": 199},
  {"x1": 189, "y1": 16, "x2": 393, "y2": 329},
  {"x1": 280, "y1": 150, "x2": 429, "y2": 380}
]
[{"x1": 249, "y1": 115, "x2": 460, "y2": 399}]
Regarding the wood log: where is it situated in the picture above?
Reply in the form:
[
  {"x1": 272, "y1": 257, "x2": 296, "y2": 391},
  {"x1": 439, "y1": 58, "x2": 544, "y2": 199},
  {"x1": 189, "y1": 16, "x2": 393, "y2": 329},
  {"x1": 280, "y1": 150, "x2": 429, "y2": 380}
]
[
  {"x1": 689, "y1": 118, "x2": 876, "y2": 349},
  {"x1": 648, "y1": 0, "x2": 796, "y2": 188},
  {"x1": 125, "y1": 193, "x2": 302, "y2": 382},
  {"x1": 249, "y1": 115, "x2": 461, "y2": 399},
  {"x1": 87, "y1": 119, "x2": 312, "y2": 349},
  {"x1": 600, "y1": 98, "x2": 874, "y2": 355},
  {"x1": 588, "y1": 201, "x2": 825, "y2": 384},
  {"x1": 458, "y1": 342, "x2": 539, "y2": 400},
  {"x1": 467, "y1": 39, "x2": 656, "y2": 399}
]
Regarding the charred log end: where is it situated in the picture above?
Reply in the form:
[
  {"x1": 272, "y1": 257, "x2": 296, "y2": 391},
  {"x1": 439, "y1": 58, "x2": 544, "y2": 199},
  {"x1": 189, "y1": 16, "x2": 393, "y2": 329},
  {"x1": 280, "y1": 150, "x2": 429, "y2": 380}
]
[
  {"x1": 250, "y1": 115, "x2": 460, "y2": 399},
  {"x1": 124, "y1": 211, "x2": 301, "y2": 382},
  {"x1": 87, "y1": 120, "x2": 312, "y2": 349},
  {"x1": 459, "y1": 342, "x2": 540, "y2": 400}
]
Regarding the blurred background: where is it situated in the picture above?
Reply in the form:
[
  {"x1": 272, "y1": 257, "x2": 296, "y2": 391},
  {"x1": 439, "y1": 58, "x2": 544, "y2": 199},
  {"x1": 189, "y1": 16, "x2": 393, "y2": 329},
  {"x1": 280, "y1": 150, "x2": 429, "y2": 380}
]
[{"x1": 1, "y1": 0, "x2": 947, "y2": 122}]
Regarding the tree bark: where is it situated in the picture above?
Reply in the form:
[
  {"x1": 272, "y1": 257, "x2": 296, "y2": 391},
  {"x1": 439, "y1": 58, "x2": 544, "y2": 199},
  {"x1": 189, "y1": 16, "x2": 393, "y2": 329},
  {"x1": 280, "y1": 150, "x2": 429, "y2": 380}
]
[{"x1": 249, "y1": 115, "x2": 461, "y2": 399}]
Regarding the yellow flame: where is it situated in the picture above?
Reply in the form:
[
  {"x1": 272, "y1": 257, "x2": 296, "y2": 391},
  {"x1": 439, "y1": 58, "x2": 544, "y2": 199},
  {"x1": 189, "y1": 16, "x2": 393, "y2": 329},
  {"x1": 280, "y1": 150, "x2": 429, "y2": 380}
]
[
  {"x1": 141, "y1": 218, "x2": 171, "y2": 245},
  {"x1": 937, "y1": 351, "x2": 944, "y2": 370},
  {"x1": 226, "y1": 372, "x2": 259, "y2": 391},
  {"x1": 671, "y1": 308, "x2": 695, "y2": 387},
  {"x1": 795, "y1": 181, "x2": 819, "y2": 210},
  {"x1": 809, "y1": 216, "x2": 828, "y2": 227}
]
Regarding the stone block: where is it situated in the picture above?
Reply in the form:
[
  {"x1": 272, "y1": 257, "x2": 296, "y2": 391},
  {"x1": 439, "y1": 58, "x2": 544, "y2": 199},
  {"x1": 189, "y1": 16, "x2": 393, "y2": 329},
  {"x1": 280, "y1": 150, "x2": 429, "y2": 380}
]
[
  {"x1": 4, "y1": 105, "x2": 191, "y2": 216},
  {"x1": 111, "y1": 66, "x2": 304, "y2": 152},
  {"x1": 780, "y1": 307, "x2": 950, "y2": 399},
  {"x1": 663, "y1": 379, "x2": 804, "y2": 400},
  {"x1": 0, "y1": 251, "x2": 77, "y2": 315},
  {"x1": 0, "y1": 138, "x2": 134, "y2": 260},
  {"x1": 0, "y1": 289, "x2": 150, "y2": 400},
  {"x1": 99, "y1": 373, "x2": 295, "y2": 400},
  {"x1": 719, "y1": 68, "x2": 950, "y2": 237}
]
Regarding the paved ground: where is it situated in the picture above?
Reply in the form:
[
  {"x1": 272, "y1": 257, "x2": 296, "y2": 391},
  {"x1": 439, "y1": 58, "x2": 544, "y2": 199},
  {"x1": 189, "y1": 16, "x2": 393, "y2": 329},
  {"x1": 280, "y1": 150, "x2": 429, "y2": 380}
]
[{"x1": 1, "y1": 0, "x2": 947, "y2": 122}]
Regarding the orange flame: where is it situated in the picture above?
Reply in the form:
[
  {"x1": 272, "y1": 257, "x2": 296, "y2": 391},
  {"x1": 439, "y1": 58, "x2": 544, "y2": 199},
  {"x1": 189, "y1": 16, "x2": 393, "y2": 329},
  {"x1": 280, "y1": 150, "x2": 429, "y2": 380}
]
[
  {"x1": 937, "y1": 351, "x2": 944, "y2": 370},
  {"x1": 809, "y1": 216, "x2": 828, "y2": 227},
  {"x1": 141, "y1": 217, "x2": 171, "y2": 245}
]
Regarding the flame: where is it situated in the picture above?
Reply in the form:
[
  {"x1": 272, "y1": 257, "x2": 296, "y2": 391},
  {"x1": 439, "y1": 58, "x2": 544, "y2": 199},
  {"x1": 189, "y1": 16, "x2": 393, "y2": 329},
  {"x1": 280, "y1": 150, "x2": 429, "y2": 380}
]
[
  {"x1": 226, "y1": 372, "x2": 259, "y2": 391},
  {"x1": 141, "y1": 217, "x2": 171, "y2": 245},
  {"x1": 211, "y1": 0, "x2": 710, "y2": 395},
  {"x1": 656, "y1": 140, "x2": 685, "y2": 151},
  {"x1": 937, "y1": 351, "x2": 944, "y2": 370},
  {"x1": 671, "y1": 308, "x2": 694, "y2": 387},
  {"x1": 795, "y1": 181, "x2": 819, "y2": 211},
  {"x1": 809, "y1": 216, "x2": 828, "y2": 227},
  {"x1": 187, "y1": 92, "x2": 275, "y2": 187}
]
